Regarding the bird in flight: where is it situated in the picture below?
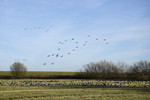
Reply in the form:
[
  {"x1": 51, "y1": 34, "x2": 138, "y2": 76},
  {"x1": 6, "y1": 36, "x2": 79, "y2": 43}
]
[
  {"x1": 56, "y1": 54, "x2": 59, "y2": 57},
  {"x1": 83, "y1": 44, "x2": 86, "y2": 46},
  {"x1": 51, "y1": 62, "x2": 54, "y2": 65},
  {"x1": 43, "y1": 63, "x2": 46, "y2": 65},
  {"x1": 47, "y1": 55, "x2": 50, "y2": 57},
  {"x1": 24, "y1": 27, "x2": 28, "y2": 30}
]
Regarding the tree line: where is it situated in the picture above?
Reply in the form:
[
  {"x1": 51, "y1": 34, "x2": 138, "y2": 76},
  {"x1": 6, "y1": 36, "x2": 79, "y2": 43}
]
[
  {"x1": 1, "y1": 60, "x2": 150, "y2": 80},
  {"x1": 76, "y1": 60, "x2": 150, "y2": 80}
]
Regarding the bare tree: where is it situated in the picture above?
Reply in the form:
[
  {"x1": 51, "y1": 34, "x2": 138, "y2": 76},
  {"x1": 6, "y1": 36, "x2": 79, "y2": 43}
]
[
  {"x1": 10, "y1": 62, "x2": 27, "y2": 79},
  {"x1": 127, "y1": 60, "x2": 150, "y2": 80},
  {"x1": 81, "y1": 60, "x2": 124, "y2": 79}
]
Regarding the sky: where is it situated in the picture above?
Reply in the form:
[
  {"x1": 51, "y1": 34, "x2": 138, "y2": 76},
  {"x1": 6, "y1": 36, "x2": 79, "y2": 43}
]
[{"x1": 0, "y1": 0, "x2": 150, "y2": 71}]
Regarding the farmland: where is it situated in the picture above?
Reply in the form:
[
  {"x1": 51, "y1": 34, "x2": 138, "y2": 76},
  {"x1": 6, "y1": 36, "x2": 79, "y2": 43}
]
[
  {"x1": 0, "y1": 72, "x2": 150, "y2": 99},
  {"x1": 0, "y1": 71, "x2": 77, "y2": 79},
  {"x1": 0, "y1": 71, "x2": 76, "y2": 76},
  {"x1": 0, "y1": 79, "x2": 150, "y2": 100}
]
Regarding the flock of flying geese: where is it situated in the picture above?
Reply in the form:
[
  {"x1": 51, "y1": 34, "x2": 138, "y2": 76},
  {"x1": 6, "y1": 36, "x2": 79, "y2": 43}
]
[
  {"x1": 43, "y1": 34, "x2": 109, "y2": 66},
  {"x1": 23, "y1": 26, "x2": 109, "y2": 67},
  {"x1": 24, "y1": 25, "x2": 54, "y2": 32}
]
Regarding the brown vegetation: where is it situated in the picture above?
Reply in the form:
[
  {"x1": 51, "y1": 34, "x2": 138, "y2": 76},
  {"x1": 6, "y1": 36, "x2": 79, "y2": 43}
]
[
  {"x1": 0, "y1": 60, "x2": 150, "y2": 80},
  {"x1": 10, "y1": 62, "x2": 27, "y2": 79},
  {"x1": 76, "y1": 60, "x2": 150, "y2": 81}
]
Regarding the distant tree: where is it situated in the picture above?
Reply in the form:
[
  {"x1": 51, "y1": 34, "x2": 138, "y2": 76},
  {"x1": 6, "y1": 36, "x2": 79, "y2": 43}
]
[
  {"x1": 116, "y1": 61, "x2": 129, "y2": 79},
  {"x1": 127, "y1": 60, "x2": 150, "y2": 80},
  {"x1": 80, "y1": 60, "x2": 124, "y2": 79},
  {"x1": 10, "y1": 62, "x2": 27, "y2": 79}
]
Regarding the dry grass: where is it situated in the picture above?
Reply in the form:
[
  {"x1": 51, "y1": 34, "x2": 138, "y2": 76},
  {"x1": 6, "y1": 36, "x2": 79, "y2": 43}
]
[{"x1": 0, "y1": 79, "x2": 150, "y2": 100}]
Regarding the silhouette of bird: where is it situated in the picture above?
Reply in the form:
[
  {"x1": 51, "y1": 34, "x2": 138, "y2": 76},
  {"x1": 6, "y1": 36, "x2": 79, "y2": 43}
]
[
  {"x1": 51, "y1": 62, "x2": 54, "y2": 65},
  {"x1": 58, "y1": 48, "x2": 60, "y2": 50},
  {"x1": 43, "y1": 63, "x2": 46, "y2": 65},
  {"x1": 106, "y1": 43, "x2": 108, "y2": 44},
  {"x1": 104, "y1": 39, "x2": 106, "y2": 41},
  {"x1": 85, "y1": 41, "x2": 87, "y2": 43},
  {"x1": 56, "y1": 54, "x2": 59, "y2": 57},
  {"x1": 58, "y1": 41, "x2": 61, "y2": 44},
  {"x1": 96, "y1": 38, "x2": 98, "y2": 40},
  {"x1": 51, "y1": 54, "x2": 54, "y2": 56},
  {"x1": 88, "y1": 35, "x2": 90, "y2": 37},
  {"x1": 61, "y1": 55, "x2": 63, "y2": 57},
  {"x1": 72, "y1": 49, "x2": 75, "y2": 51},
  {"x1": 47, "y1": 55, "x2": 50, "y2": 57},
  {"x1": 76, "y1": 46, "x2": 78, "y2": 48},
  {"x1": 68, "y1": 53, "x2": 70, "y2": 54},
  {"x1": 71, "y1": 38, "x2": 74, "y2": 40},
  {"x1": 83, "y1": 44, "x2": 86, "y2": 46},
  {"x1": 24, "y1": 27, "x2": 28, "y2": 30},
  {"x1": 65, "y1": 40, "x2": 67, "y2": 42},
  {"x1": 75, "y1": 42, "x2": 78, "y2": 44}
]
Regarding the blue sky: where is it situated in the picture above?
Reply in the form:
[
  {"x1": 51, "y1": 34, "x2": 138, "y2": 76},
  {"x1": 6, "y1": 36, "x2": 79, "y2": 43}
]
[{"x1": 0, "y1": 0, "x2": 150, "y2": 71}]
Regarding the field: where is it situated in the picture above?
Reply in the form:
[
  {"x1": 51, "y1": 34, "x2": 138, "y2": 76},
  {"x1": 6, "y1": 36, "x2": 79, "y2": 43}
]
[
  {"x1": 0, "y1": 71, "x2": 77, "y2": 79},
  {"x1": 0, "y1": 79, "x2": 150, "y2": 100},
  {"x1": 0, "y1": 72, "x2": 150, "y2": 99},
  {"x1": 0, "y1": 71, "x2": 76, "y2": 76}
]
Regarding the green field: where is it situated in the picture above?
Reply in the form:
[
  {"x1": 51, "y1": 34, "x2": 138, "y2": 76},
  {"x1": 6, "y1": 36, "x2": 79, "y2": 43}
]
[
  {"x1": 0, "y1": 79, "x2": 150, "y2": 100},
  {"x1": 0, "y1": 86, "x2": 150, "y2": 100},
  {"x1": 0, "y1": 71, "x2": 76, "y2": 76}
]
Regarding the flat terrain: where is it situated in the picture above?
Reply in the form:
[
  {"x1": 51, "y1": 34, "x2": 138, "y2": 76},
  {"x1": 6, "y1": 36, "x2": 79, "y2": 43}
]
[
  {"x1": 0, "y1": 86, "x2": 150, "y2": 100},
  {"x1": 0, "y1": 71, "x2": 76, "y2": 76},
  {"x1": 0, "y1": 79, "x2": 150, "y2": 100}
]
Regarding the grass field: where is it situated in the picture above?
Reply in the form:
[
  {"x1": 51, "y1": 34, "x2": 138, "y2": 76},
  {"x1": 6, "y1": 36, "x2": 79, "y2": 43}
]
[
  {"x1": 0, "y1": 71, "x2": 150, "y2": 100},
  {"x1": 0, "y1": 86, "x2": 150, "y2": 100},
  {"x1": 0, "y1": 71, "x2": 76, "y2": 76},
  {"x1": 0, "y1": 79, "x2": 150, "y2": 100}
]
